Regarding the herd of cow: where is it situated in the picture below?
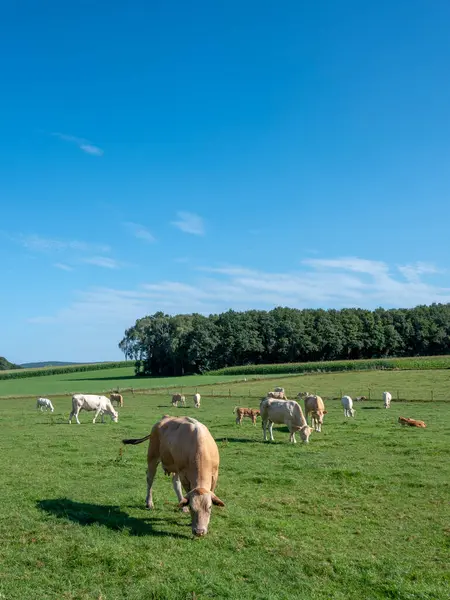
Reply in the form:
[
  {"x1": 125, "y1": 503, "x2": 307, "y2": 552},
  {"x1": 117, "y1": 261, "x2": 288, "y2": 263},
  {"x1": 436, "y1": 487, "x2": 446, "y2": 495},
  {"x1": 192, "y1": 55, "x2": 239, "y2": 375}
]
[{"x1": 34, "y1": 386, "x2": 426, "y2": 537}]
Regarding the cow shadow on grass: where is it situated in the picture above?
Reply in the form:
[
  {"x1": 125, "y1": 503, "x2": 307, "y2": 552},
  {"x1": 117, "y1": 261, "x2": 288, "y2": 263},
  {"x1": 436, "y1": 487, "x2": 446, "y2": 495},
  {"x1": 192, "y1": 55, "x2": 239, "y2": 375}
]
[
  {"x1": 37, "y1": 498, "x2": 188, "y2": 538},
  {"x1": 360, "y1": 406, "x2": 382, "y2": 410}
]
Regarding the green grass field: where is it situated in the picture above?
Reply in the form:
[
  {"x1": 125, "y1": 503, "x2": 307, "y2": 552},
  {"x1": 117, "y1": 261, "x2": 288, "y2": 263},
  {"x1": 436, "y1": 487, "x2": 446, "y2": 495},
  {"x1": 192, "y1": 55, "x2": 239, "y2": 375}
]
[
  {"x1": 1, "y1": 375, "x2": 449, "y2": 599},
  {"x1": 1, "y1": 364, "x2": 450, "y2": 402}
]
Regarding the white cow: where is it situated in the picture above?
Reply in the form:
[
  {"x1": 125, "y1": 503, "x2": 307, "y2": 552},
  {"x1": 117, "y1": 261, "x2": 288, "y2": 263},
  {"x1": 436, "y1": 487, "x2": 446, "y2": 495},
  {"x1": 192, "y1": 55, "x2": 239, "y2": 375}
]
[
  {"x1": 260, "y1": 397, "x2": 313, "y2": 444},
  {"x1": 193, "y1": 393, "x2": 201, "y2": 408},
  {"x1": 341, "y1": 395, "x2": 355, "y2": 417},
  {"x1": 68, "y1": 394, "x2": 118, "y2": 424},
  {"x1": 37, "y1": 397, "x2": 54, "y2": 412},
  {"x1": 383, "y1": 391, "x2": 392, "y2": 409}
]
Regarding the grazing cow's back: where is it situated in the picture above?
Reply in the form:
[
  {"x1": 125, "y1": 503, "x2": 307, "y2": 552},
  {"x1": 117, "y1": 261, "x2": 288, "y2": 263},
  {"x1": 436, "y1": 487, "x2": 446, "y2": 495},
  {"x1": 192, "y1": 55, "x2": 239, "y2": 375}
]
[
  {"x1": 260, "y1": 398, "x2": 313, "y2": 443},
  {"x1": 122, "y1": 415, "x2": 225, "y2": 537}
]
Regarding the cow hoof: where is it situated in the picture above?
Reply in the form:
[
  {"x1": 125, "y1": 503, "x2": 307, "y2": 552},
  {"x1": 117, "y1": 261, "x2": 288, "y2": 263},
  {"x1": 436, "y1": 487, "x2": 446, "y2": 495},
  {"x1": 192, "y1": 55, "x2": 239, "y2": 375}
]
[
  {"x1": 181, "y1": 506, "x2": 190, "y2": 514},
  {"x1": 146, "y1": 504, "x2": 154, "y2": 510}
]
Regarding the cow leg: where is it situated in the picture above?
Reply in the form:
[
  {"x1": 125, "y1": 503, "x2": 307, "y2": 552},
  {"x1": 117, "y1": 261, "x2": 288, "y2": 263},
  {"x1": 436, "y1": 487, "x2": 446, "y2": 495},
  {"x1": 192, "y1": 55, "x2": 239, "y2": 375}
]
[
  {"x1": 268, "y1": 421, "x2": 274, "y2": 442},
  {"x1": 74, "y1": 408, "x2": 81, "y2": 425},
  {"x1": 145, "y1": 458, "x2": 159, "y2": 509},
  {"x1": 172, "y1": 474, "x2": 190, "y2": 513},
  {"x1": 92, "y1": 407, "x2": 102, "y2": 424}
]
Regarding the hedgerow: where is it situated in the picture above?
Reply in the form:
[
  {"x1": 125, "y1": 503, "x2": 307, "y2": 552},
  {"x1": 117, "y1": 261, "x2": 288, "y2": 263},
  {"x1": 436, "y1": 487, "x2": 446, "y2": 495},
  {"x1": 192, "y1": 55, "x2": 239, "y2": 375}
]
[
  {"x1": 0, "y1": 361, "x2": 131, "y2": 381},
  {"x1": 208, "y1": 355, "x2": 450, "y2": 376}
]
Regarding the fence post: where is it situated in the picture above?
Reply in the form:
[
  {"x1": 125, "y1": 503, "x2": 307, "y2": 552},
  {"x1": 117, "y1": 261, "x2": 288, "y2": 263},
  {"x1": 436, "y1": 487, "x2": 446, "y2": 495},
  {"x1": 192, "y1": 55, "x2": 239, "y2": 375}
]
[
  {"x1": 340, "y1": 389, "x2": 342, "y2": 399},
  {"x1": 431, "y1": 390, "x2": 434, "y2": 402},
  {"x1": 368, "y1": 389, "x2": 371, "y2": 400},
  {"x1": 249, "y1": 388, "x2": 251, "y2": 397},
  {"x1": 212, "y1": 389, "x2": 214, "y2": 397},
  {"x1": 397, "y1": 390, "x2": 400, "y2": 402},
  {"x1": 229, "y1": 388, "x2": 231, "y2": 397}
]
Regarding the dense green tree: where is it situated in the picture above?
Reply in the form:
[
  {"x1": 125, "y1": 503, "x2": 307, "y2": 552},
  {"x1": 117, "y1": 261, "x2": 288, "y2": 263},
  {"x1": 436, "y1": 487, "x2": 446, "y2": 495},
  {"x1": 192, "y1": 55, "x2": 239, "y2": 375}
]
[{"x1": 119, "y1": 303, "x2": 450, "y2": 376}]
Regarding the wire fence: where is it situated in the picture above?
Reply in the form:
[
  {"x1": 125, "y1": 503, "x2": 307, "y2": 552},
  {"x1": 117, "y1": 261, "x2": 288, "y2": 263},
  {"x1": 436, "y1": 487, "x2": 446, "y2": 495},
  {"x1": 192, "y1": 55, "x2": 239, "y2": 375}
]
[{"x1": 2, "y1": 386, "x2": 448, "y2": 403}]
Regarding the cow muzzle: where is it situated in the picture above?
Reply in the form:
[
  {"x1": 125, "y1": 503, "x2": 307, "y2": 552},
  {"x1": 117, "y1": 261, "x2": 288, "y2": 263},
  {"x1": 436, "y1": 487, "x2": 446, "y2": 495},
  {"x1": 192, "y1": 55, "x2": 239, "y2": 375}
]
[{"x1": 193, "y1": 527, "x2": 207, "y2": 537}]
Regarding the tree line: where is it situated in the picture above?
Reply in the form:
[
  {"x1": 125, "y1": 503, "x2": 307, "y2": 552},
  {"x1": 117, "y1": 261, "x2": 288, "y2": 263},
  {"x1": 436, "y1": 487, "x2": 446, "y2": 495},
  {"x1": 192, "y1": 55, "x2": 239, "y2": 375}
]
[{"x1": 118, "y1": 303, "x2": 450, "y2": 377}]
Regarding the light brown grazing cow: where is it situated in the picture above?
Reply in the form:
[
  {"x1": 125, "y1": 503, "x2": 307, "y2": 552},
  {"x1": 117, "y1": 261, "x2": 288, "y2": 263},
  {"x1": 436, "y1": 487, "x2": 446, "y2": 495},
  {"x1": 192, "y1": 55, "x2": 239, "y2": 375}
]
[
  {"x1": 233, "y1": 406, "x2": 260, "y2": 425},
  {"x1": 398, "y1": 416, "x2": 427, "y2": 428},
  {"x1": 267, "y1": 391, "x2": 287, "y2": 400},
  {"x1": 355, "y1": 396, "x2": 367, "y2": 402},
  {"x1": 260, "y1": 397, "x2": 313, "y2": 443},
  {"x1": 172, "y1": 394, "x2": 186, "y2": 407},
  {"x1": 301, "y1": 394, "x2": 328, "y2": 432},
  {"x1": 109, "y1": 393, "x2": 123, "y2": 408},
  {"x1": 122, "y1": 415, "x2": 225, "y2": 537}
]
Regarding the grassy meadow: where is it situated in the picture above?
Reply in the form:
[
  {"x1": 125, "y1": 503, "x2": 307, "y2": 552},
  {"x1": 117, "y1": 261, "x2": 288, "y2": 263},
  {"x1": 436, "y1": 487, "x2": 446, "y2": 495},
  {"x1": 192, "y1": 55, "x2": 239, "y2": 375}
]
[{"x1": 1, "y1": 370, "x2": 449, "y2": 599}]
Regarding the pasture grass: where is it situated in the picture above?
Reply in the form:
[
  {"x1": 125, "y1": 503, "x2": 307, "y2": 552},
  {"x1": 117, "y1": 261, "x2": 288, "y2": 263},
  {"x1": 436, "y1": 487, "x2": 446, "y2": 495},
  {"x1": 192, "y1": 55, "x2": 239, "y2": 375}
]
[
  {"x1": 1, "y1": 386, "x2": 449, "y2": 599},
  {"x1": 1, "y1": 364, "x2": 450, "y2": 403}
]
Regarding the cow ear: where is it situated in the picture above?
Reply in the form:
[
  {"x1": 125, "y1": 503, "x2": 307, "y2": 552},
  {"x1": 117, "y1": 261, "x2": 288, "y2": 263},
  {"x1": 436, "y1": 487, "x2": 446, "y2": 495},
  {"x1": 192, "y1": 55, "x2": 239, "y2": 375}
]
[
  {"x1": 178, "y1": 497, "x2": 189, "y2": 507},
  {"x1": 211, "y1": 493, "x2": 225, "y2": 507},
  {"x1": 323, "y1": 410, "x2": 328, "y2": 414}
]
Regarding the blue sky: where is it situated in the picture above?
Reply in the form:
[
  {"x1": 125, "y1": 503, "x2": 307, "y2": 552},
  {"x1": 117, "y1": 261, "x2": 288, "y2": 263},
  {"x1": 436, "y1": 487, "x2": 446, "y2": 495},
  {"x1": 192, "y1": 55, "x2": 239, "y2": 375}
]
[{"x1": 2, "y1": 0, "x2": 450, "y2": 363}]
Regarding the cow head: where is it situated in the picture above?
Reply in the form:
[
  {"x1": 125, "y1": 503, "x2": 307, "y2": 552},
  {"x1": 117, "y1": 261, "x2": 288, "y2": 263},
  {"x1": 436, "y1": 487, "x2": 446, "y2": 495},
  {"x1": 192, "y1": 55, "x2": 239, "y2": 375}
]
[
  {"x1": 179, "y1": 487, "x2": 225, "y2": 537},
  {"x1": 105, "y1": 405, "x2": 119, "y2": 422},
  {"x1": 298, "y1": 424, "x2": 314, "y2": 443}
]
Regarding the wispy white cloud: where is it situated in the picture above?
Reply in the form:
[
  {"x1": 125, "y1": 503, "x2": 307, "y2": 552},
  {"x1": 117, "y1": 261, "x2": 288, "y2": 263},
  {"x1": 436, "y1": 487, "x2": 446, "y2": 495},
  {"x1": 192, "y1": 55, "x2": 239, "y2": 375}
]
[
  {"x1": 51, "y1": 132, "x2": 104, "y2": 156},
  {"x1": 53, "y1": 263, "x2": 73, "y2": 271},
  {"x1": 124, "y1": 222, "x2": 156, "y2": 243},
  {"x1": 8, "y1": 233, "x2": 110, "y2": 254},
  {"x1": 28, "y1": 257, "x2": 450, "y2": 327},
  {"x1": 171, "y1": 211, "x2": 205, "y2": 235},
  {"x1": 397, "y1": 262, "x2": 442, "y2": 283},
  {"x1": 83, "y1": 256, "x2": 123, "y2": 269}
]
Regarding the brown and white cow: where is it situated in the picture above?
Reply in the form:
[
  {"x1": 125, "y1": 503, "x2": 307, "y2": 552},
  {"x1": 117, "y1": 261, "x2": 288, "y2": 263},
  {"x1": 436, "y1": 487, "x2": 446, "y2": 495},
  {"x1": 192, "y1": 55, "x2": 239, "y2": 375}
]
[
  {"x1": 122, "y1": 415, "x2": 225, "y2": 537},
  {"x1": 109, "y1": 392, "x2": 123, "y2": 407},
  {"x1": 260, "y1": 397, "x2": 313, "y2": 443},
  {"x1": 193, "y1": 393, "x2": 201, "y2": 408},
  {"x1": 233, "y1": 406, "x2": 260, "y2": 426},
  {"x1": 398, "y1": 416, "x2": 427, "y2": 428},
  {"x1": 172, "y1": 394, "x2": 186, "y2": 407},
  {"x1": 301, "y1": 394, "x2": 327, "y2": 432}
]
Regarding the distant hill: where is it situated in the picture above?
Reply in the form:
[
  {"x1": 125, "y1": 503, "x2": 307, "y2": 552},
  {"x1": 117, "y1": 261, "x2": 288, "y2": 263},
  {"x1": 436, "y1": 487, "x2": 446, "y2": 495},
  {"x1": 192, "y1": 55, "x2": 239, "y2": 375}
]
[
  {"x1": 20, "y1": 361, "x2": 90, "y2": 369},
  {"x1": 0, "y1": 357, "x2": 22, "y2": 370}
]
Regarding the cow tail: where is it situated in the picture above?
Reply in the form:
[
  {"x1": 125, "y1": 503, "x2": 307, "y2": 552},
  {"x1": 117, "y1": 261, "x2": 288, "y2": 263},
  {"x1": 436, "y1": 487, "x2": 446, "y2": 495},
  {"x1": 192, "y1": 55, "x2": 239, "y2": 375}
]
[{"x1": 122, "y1": 433, "x2": 152, "y2": 445}]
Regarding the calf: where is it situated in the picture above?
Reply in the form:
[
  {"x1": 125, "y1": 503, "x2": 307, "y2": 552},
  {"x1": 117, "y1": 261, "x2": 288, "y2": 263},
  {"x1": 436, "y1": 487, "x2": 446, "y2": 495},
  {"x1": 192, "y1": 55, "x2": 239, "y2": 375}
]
[
  {"x1": 341, "y1": 395, "x2": 355, "y2": 417},
  {"x1": 398, "y1": 416, "x2": 426, "y2": 428},
  {"x1": 383, "y1": 391, "x2": 392, "y2": 409},
  {"x1": 260, "y1": 397, "x2": 313, "y2": 443},
  {"x1": 193, "y1": 393, "x2": 201, "y2": 408},
  {"x1": 355, "y1": 396, "x2": 367, "y2": 402},
  {"x1": 36, "y1": 397, "x2": 54, "y2": 412},
  {"x1": 122, "y1": 415, "x2": 225, "y2": 537},
  {"x1": 109, "y1": 392, "x2": 123, "y2": 408},
  {"x1": 233, "y1": 406, "x2": 260, "y2": 426},
  {"x1": 68, "y1": 394, "x2": 118, "y2": 424},
  {"x1": 172, "y1": 394, "x2": 186, "y2": 407},
  {"x1": 302, "y1": 394, "x2": 327, "y2": 432}
]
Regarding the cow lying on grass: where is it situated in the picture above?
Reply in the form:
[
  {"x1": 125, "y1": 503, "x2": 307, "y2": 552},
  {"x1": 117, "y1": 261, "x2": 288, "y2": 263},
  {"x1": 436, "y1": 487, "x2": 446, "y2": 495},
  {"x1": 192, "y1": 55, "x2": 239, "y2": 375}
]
[
  {"x1": 398, "y1": 416, "x2": 427, "y2": 428},
  {"x1": 122, "y1": 415, "x2": 225, "y2": 537}
]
